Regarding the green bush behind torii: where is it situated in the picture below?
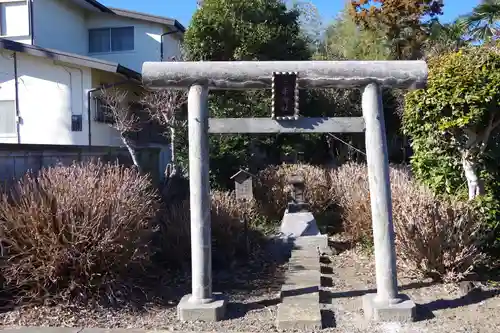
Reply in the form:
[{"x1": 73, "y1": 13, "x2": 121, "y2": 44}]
[
  {"x1": 404, "y1": 45, "x2": 500, "y2": 250},
  {"x1": 179, "y1": 0, "x2": 406, "y2": 189},
  {"x1": 179, "y1": 0, "x2": 329, "y2": 189}
]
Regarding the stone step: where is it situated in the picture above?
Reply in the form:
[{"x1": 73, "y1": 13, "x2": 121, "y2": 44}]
[
  {"x1": 287, "y1": 259, "x2": 320, "y2": 271},
  {"x1": 288, "y1": 256, "x2": 319, "y2": 265},
  {"x1": 285, "y1": 270, "x2": 321, "y2": 285},
  {"x1": 281, "y1": 291, "x2": 320, "y2": 304},
  {"x1": 290, "y1": 251, "x2": 319, "y2": 260},
  {"x1": 293, "y1": 235, "x2": 328, "y2": 251},
  {"x1": 280, "y1": 283, "x2": 319, "y2": 298},
  {"x1": 276, "y1": 302, "x2": 322, "y2": 330}
]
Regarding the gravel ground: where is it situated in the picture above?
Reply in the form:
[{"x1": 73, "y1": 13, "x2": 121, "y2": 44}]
[
  {"x1": 321, "y1": 245, "x2": 500, "y2": 333},
  {"x1": 1, "y1": 237, "x2": 500, "y2": 332}
]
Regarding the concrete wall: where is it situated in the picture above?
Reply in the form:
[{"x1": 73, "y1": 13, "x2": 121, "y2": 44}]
[
  {"x1": 0, "y1": 143, "x2": 162, "y2": 185},
  {"x1": 0, "y1": 49, "x2": 123, "y2": 146},
  {"x1": 33, "y1": 0, "x2": 88, "y2": 54}
]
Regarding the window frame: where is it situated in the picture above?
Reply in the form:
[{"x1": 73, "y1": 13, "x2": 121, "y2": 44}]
[
  {"x1": 0, "y1": 0, "x2": 30, "y2": 37},
  {"x1": 0, "y1": 99, "x2": 17, "y2": 137},
  {"x1": 88, "y1": 26, "x2": 135, "y2": 54}
]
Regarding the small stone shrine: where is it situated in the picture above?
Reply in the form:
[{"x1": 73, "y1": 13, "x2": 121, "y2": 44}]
[
  {"x1": 279, "y1": 171, "x2": 328, "y2": 252},
  {"x1": 231, "y1": 169, "x2": 255, "y2": 201},
  {"x1": 287, "y1": 173, "x2": 309, "y2": 213}
]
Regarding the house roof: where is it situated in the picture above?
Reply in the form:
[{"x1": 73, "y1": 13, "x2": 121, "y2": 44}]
[
  {"x1": 72, "y1": 0, "x2": 185, "y2": 32},
  {"x1": 108, "y1": 8, "x2": 186, "y2": 33},
  {"x1": 230, "y1": 169, "x2": 256, "y2": 180},
  {"x1": 72, "y1": 0, "x2": 113, "y2": 13},
  {"x1": 0, "y1": 38, "x2": 141, "y2": 81}
]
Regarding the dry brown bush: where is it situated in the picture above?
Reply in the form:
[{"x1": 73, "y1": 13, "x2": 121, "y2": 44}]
[
  {"x1": 331, "y1": 162, "x2": 372, "y2": 245},
  {"x1": 391, "y1": 169, "x2": 486, "y2": 282},
  {"x1": 0, "y1": 161, "x2": 159, "y2": 304},
  {"x1": 155, "y1": 190, "x2": 269, "y2": 268},
  {"x1": 256, "y1": 163, "x2": 336, "y2": 220},
  {"x1": 332, "y1": 162, "x2": 485, "y2": 282}
]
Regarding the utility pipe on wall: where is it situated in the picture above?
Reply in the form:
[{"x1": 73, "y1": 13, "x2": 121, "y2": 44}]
[
  {"x1": 160, "y1": 30, "x2": 180, "y2": 61},
  {"x1": 13, "y1": 52, "x2": 20, "y2": 144}
]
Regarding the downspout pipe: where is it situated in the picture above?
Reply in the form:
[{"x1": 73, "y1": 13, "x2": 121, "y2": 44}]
[
  {"x1": 13, "y1": 53, "x2": 20, "y2": 143},
  {"x1": 87, "y1": 87, "x2": 99, "y2": 147},
  {"x1": 160, "y1": 30, "x2": 180, "y2": 61},
  {"x1": 29, "y1": 0, "x2": 34, "y2": 45}
]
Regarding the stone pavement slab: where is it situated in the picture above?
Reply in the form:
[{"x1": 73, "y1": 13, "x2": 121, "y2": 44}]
[
  {"x1": 276, "y1": 302, "x2": 322, "y2": 330},
  {"x1": 288, "y1": 260, "x2": 321, "y2": 271},
  {"x1": 285, "y1": 269, "x2": 321, "y2": 285}
]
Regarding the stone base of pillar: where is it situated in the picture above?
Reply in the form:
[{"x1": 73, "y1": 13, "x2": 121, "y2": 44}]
[
  {"x1": 177, "y1": 293, "x2": 227, "y2": 322},
  {"x1": 362, "y1": 293, "x2": 416, "y2": 322}
]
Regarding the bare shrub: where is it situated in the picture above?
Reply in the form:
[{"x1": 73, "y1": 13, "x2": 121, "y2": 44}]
[
  {"x1": 391, "y1": 170, "x2": 486, "y2": 282},
  {"x1": 153, "y1": 199, "x2": 191, "y2": 268},
  {"x1": 155, "y1": 190, "x2": 268, "y2": 268},
  {"x1": 256, "y1": 164, "x2": 336, "y2": 220},
  {"x1": 0, "y1": 161, "x2": 159, "y2": 304},
  {"x1": 332, "y1": 162, "x2": 485, "y2": 282},
  {"x1": 330, "y1": 162, "x2": 372, "y2": 245},
  {"x1": 211, "y1": 191, "x2": 265, "y2": 263}
]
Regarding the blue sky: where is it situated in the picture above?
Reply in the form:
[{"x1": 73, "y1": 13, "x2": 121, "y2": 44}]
[{"x1": 101, "y1": 0, "x2": 482, "y2": 29}]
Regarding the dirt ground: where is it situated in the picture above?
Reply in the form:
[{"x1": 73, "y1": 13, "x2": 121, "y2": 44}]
[
  {"x1": 322, "y1": 245, "x2": 500, "y2": 333},
  {"x1": 1, "y1": 237, "x2": 499, "y2": 333}
]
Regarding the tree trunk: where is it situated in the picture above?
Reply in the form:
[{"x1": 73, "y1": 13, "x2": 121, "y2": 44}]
[
  {"x1": 170, "y1": 127, "x2": 176, "y2": 163},
  {"x1": 461, "y1": 151, "x2": 484, "y2": 200},
  {"x1": 122, "y1": 136, "x2": 142, "y2": 172}
]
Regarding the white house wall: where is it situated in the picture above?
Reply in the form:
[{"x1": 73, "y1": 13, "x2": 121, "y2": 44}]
[
  {"x1": 86, "y1": 13, "x2": 181, "y2": 72},
  {"x1": 33, "y1": 0, "x2": 88, "y2": 55},
  {"x1": 0, "y1": 50, "x2": 122, "y2": 146}
]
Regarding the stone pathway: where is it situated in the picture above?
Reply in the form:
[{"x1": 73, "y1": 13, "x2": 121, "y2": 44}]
[{"x1": 276, "y1": 236, "x2": 324, "y2": 330}]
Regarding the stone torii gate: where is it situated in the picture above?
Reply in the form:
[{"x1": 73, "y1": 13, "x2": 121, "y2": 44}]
[{"x1": 142, "y1": 60, "x2": 428, "y2": 323}]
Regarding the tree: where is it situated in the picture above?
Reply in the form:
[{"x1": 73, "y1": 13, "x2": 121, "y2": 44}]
[
  {"x1": 287, "y1": 0, "x2": 324, "y2": 50},
  {"x1": 463, "y1": 0, "x2": 500, "y2": 42},
  {"x1": 182, "y1": 0, "x2": 313, "y2": 188},
  {"x1": 140, "y1": 88, "x2": 187, "y2": 165},
  {"x1": 318, "y1": 5, "x2": 390, "y2": 60},
  {"x1": 423, "y1": 18, "x2": 470, "y2": 57},
  {"x1": 184, "y1": 0, "x2": 310, "y2": 61},
  {"x1": 98, "y1": 88, "x2": 142, "y2": 171},
  {"x1": 404, "y1": 46, "x2": 500, "y2": 200},
  {"x1": 349, "y1": 0, "x2": 444, "y2": 59}
]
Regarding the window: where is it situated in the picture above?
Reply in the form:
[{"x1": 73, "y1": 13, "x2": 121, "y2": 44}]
[
  {"x1": 89, "y1": 27, "x2": 134, "y2": 53},
  {"x1": 71, "y1": 115, "x2": 82, "y2": 132},
  {"x1": 0, "y1": 1, "x2": 29, "y2": 36},
  {"x1": 93, "y1": 97, "x2": 114, "y2": 124},
  {"x1": 0, "y1": 100, "x2": 16, "y2": 135}
]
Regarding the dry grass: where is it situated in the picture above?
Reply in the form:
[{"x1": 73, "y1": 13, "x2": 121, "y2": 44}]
[{"x1": 0, "y1": 161, "x2": 160, "y2": 305}]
